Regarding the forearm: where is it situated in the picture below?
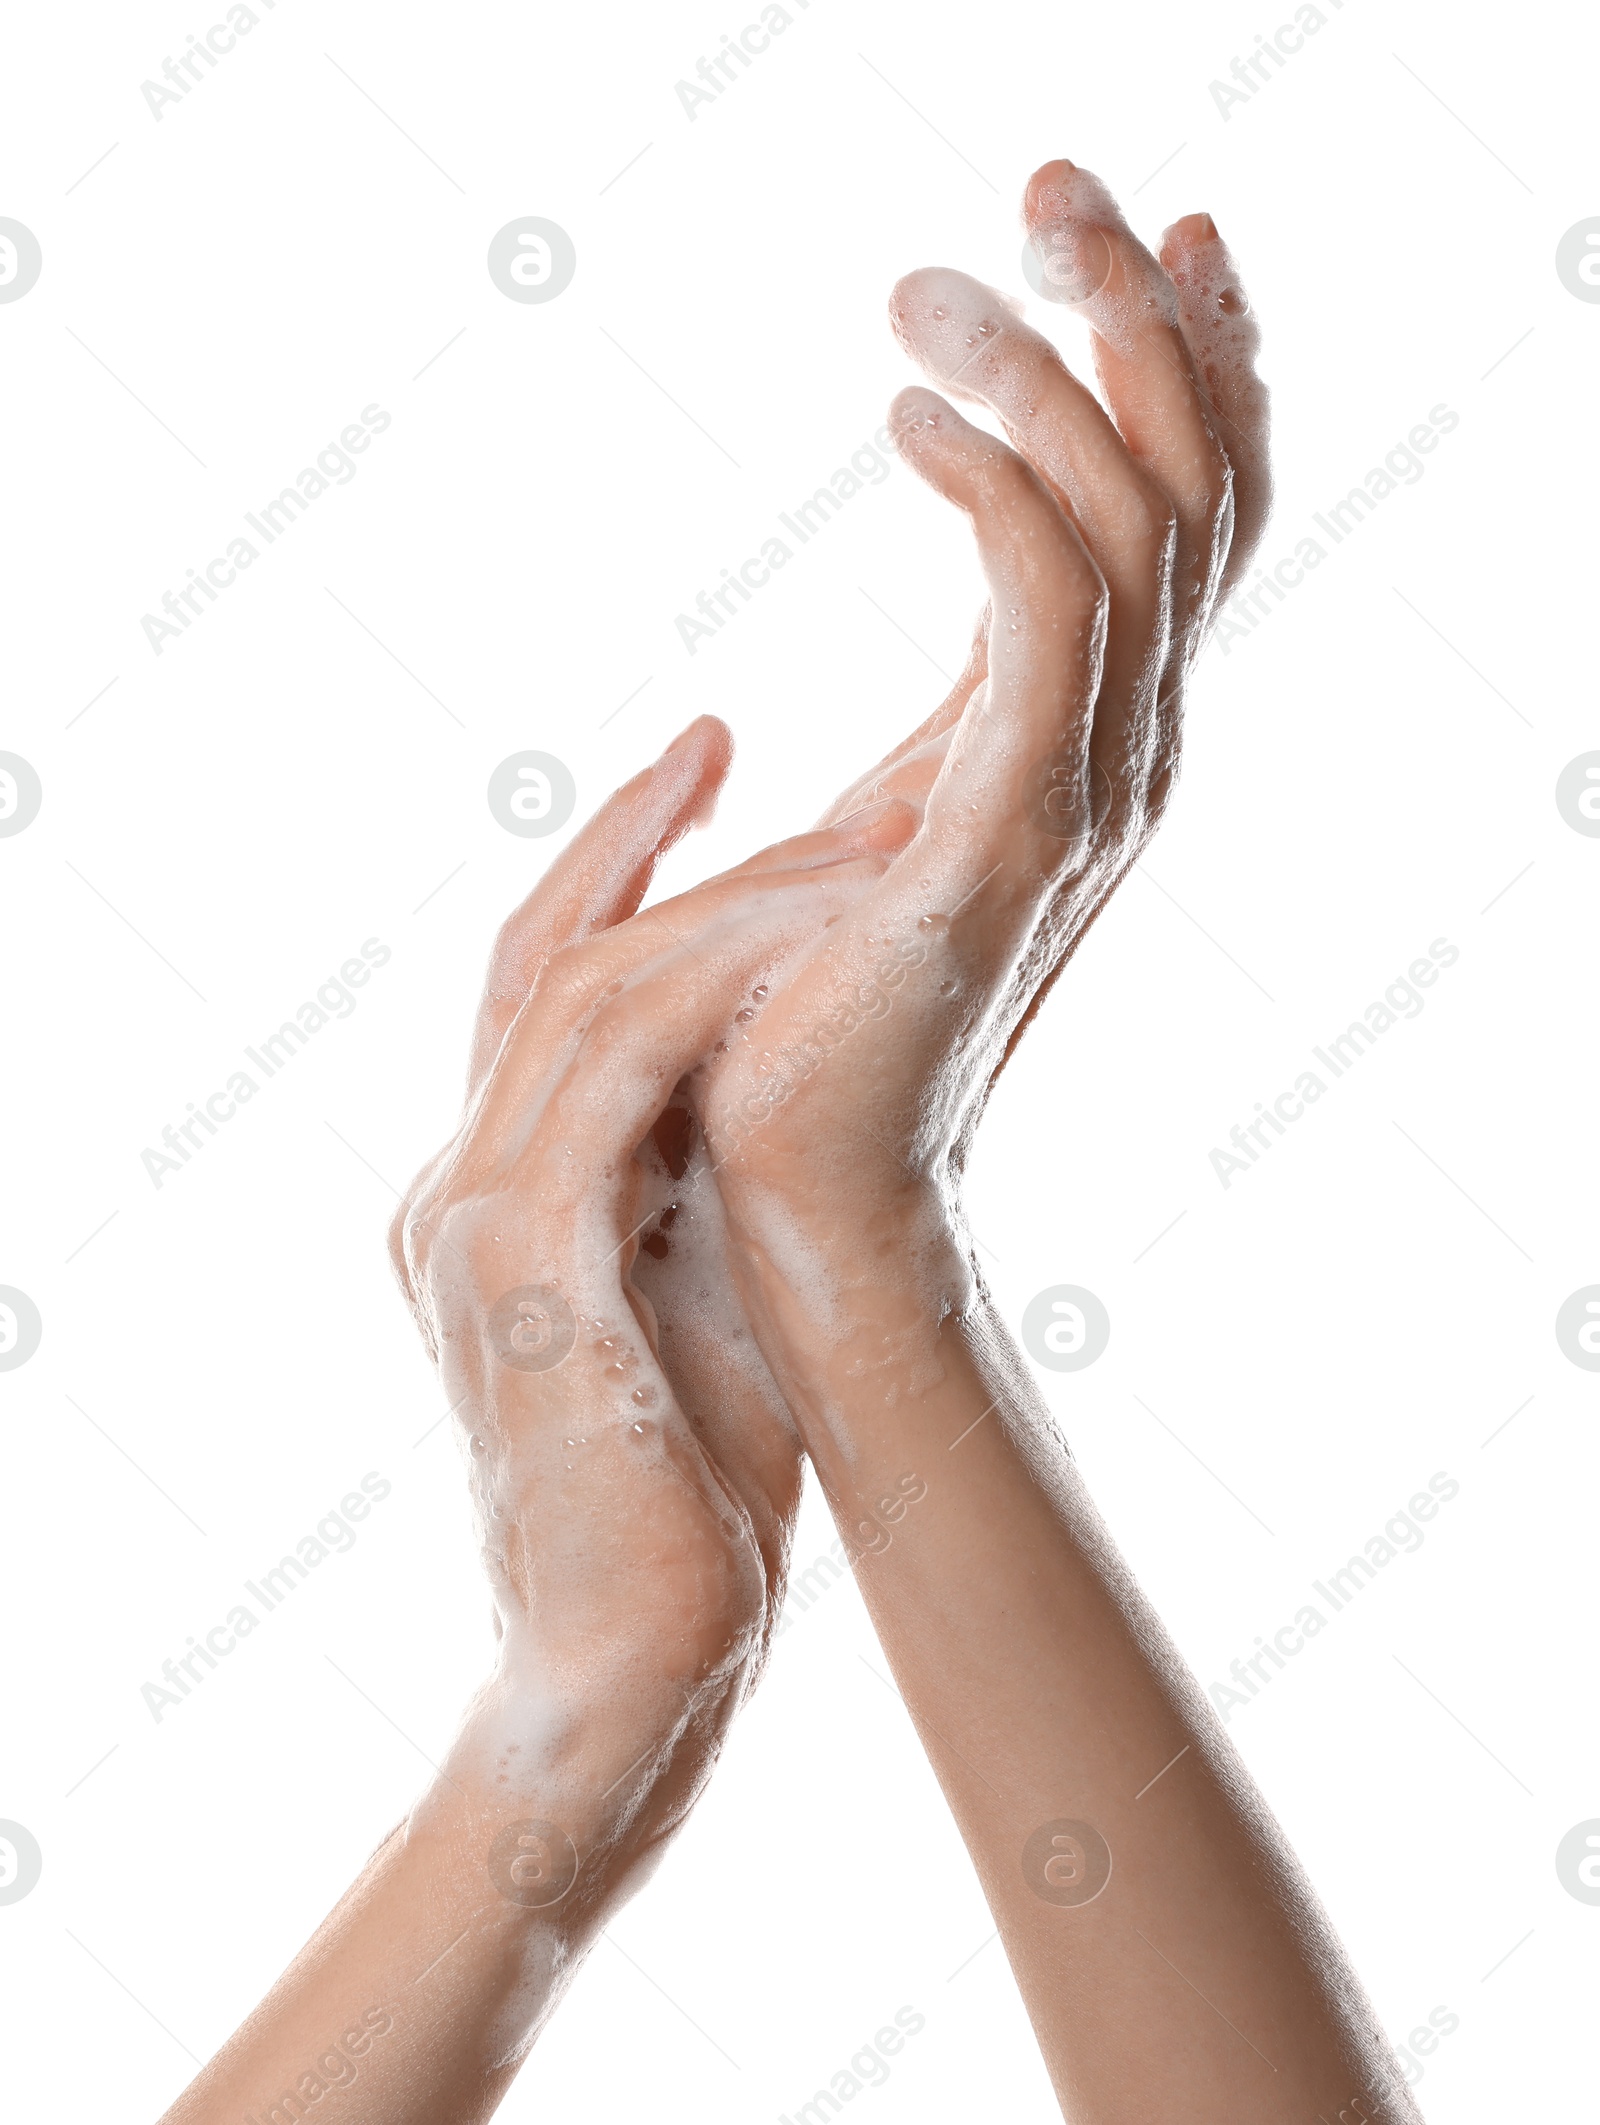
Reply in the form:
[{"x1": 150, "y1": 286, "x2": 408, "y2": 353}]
[
  {"x1": 157, "y1": 1686, "x2": 654, "y2": 2125},
  {"x1": 744, "y1": 1223, "x2": 1419, "y2": 2125}
]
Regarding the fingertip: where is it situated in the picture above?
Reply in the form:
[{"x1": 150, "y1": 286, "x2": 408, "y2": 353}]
[
  {"x1": 1160, "y1": 215, "x2": 1227, "y2": 283},
  {"x1": 1160, "y1": 217, "x2": 1258, "y2": 331},
  {"x1": 1163, "y1": 211, "x2": 1220, "y2": 252},
  {"x1": 888, "y1": 383, "x2": 960, "y2": 447},
  {"x1": 888, "y1": 266, "x2": 935, "y2": 321},
  {"x1": 674, "y1": 711, "x2": 734, "y2": 764},
  {"x1": 890, "y1": 381, "x2": 945, "y2": 418},
  {"x1": 1022, "y1": 159, "x2": 1118, "y2": 231},
  {"x1": 890, "y1": 268, "x2": 1029, "y2": 394},
  {"x1": 889, "y1": 388, "x2": 988, "y2": 501},
  {"x1": 1023, "y1": 158, "x2": 1078, "y2": 224},
  {"x1": 888, "y1": 265, "x2": 945, "y2": 353},
  {"x1": 658, "y1": 714, "x2": 734, "y2": 831},
  {"x1": 891, "y1": 263, "x2": 1015, "y2": 326},
  {"x1": 663, "y1": 711, "x2": 733, "y2": 785}
]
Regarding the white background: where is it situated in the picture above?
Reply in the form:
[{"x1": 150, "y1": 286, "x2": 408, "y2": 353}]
[{"x1": 1, "y1": 0, "x2": 1595, "y2": 2118}]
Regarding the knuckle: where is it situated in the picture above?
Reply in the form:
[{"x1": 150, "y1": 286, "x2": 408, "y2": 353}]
[
  {"x1": 579, "y1": 1003, "x2": 637, "y2": 1071},
  {"x1": 533, "y1": 949, "x2": 586, "y2": 1011},
  {"x1": 1193, "y1": 436, "x2": 1233, "y2": 521},
  {"x1": 1063, "y1": 543, "x2": 1110, "y2": 620},
  {"x1": 488, "y1": 914, "x2": 543, "y2": 987},
  {"x1": 390, "y1": 1151, "x2": 447, "y2": 1293},
  {"x1": 386, "y1": 1203, "x2": 412, "y2": 1291},
  {"x1": 1145, "y1": 490, "x2": 1181, "y2": 556}
]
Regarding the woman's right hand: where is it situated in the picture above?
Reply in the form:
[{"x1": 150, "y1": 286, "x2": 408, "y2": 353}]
[{"x1": 697, "y1": 162, "x2": 1271, "y2": 1343}]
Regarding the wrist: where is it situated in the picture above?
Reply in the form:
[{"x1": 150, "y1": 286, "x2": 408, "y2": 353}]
[
  {"x1": 733, "y1": 1185, "x2": 969, "y2": 1356},
  {"x1": 400, "y1": 1692, "x2": 640, "y2": 1935},
  {"x1": 730, "y1": 1236, "x2": 1040, "y2": 1501},
  {"x1": 415, "y1": 1655, "x2": 740, "y2": 1940}
]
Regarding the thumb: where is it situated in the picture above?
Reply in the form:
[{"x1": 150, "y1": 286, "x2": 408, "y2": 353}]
[{"x1": 468, "y1": 717, "x2": 733, "y2": 1093}]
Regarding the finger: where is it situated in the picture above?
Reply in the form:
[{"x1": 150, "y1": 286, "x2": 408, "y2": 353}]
[
  {"x1": 403, "y1": 718, "x2": 732, "y2": 1299},
  {"x1": 513, "y1": 876, "x2": 880, "y2": 1237},
  {"x1": 1023, "y1": 160, "x2": 1232, "y2": 633},
  {"x1": 886, "y1": 385, "x2": 1108, "y2": 905},
  {"x1": 890, "y1": 265, "x2": 1176, "y2": 785},
  {"x1": 1160, "y1": 212, "x2": 1273, "y2": 598},
  {"x1": 629, "y1": 1112, "x2": 804, "y2": 1597},
  {"x1": 711, "y1": 800, "x2": 918, "y2": 882},
  {"x1": 816, "y1": 619, "x2": 988, "y2": 828},
  {"x1": 892, "y1": 267, "x2": 1174, "y2": 622},
  {"x1": 438, "y1": 837, "x2": 905, "y2": 1215},
  {"x1": 467, "y1": 715, "x2": 733, "y2": 1095}
]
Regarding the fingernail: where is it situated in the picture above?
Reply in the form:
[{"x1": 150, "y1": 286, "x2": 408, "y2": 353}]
[
  {"x1": 665, "y1": 717, "x2": 706, "y2": 756},
  {"x1": 1028, "y1": 158, "x2": 1118, "y2": 225},
  {"x1": 1167, "y1": 211, "x2": 1219, "y2": 247},
  {"x1": 1028, "y1": 158, "x2": 1078, "y2": 211}
]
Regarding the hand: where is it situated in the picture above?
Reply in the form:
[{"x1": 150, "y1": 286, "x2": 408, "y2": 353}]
[
  {"x1": 698, "y1": 162, "x2": 1269, "y2": 1314},
  {"x1": 162, "y1": 735, "x2": 910, "y2": 2125},
  {"x1": 679, "y1": 174, "x2": 1414, "y2": 2125},
  {"x1": 388, "y1": 733, "x2": 907, "y2": 1897}
]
